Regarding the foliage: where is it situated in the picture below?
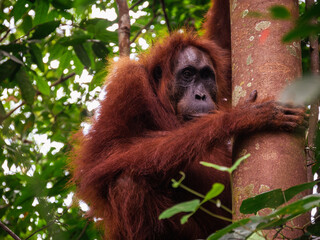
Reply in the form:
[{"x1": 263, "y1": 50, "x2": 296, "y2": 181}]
[
  {"x1": 0, "y1": 0, "x2": 319, "y2": 240},
  {"x1": 208, "y1": 193, "x2": 320, "y2": 240},
  {"x1": 161, "y1": 160, "x2": 320, "y2": 239},
  {"x1": 283, "y1": 2, "x2": 320, "y2": 42},
  {"x1": 159, "y1": 155, "x2": 250, "y2": 224}
]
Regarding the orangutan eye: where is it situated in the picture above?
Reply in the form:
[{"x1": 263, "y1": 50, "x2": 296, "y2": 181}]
[{"x1": 182, "y1": 68, "x2": 195, "y2": 81}]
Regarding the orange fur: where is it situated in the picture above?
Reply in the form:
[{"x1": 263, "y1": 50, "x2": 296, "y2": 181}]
[{"x1": 71, "y1": 32, "x2": 232, "y2": 239}]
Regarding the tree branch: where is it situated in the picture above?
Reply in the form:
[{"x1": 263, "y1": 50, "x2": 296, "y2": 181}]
[
  {"x1": 1, "y1": 101, "x2": 25, "y2": 123},
  {"x1": 130, "y1": 13, "x2": 159, "y2": 44},
  {"x1": 306, "y1": 0, "x2": 319, "y2": 183},
  {"x1": 75, "y1": 221, "x2": 90, "y2": 240},
  {"x1": 160, "y1": 0, "x2": 171, "y2": 33},
  {"x1": 129, "y1": 0, "x2": 143, "y2": 10},
  {"x1": 24, "y1": 221, "x2": 56, "y2": 240},
  {"x1": 0, "y1": 220, "x2": 21, "y2": 240},
  {"x1": 0, "y1": 28, "x2": 11, "y2": 42},
  {"x1": 51, "y1": 72, "x2": 76, "y2": 87}
]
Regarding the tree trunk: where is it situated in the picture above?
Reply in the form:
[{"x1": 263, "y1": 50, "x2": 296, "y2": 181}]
[
  {"x1": 230, "y1": 0, "x2": 308, "y2": 238},
  {"x1": 116, "y1": 0, "x2": 130, "y2": 57}
]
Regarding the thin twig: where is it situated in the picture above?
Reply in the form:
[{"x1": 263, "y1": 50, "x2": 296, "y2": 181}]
[
  {"x1": 75, "y1": 221, "x2": 90, "y2": 240},
  {"x1": 129, "y1": 0, "x2": 144, "y2": 10},
  {"x1": 130, "y1": 14, "x2": 159, "y2": 44},
  {"x1": 178, "y1": 182, "x2": 233, "y2": 214},
  {"x1": 0, "y1": 28, "x2": 11, "y2": 42},
  {"x1": 272, "y1": 227, "x2": 284, "y2": 240},
  {"x1": 199, "y1": 206, "x2": 233, "y2": 222},
  {"x1": 2, "y1": 101, "x2": 26, "y2": 122},
  {"x1": 24, "y1": 221, "x2": 56, "y2": 240},
  {"x1": 160, "y1": 0, "x2": 171, "y2": 33},
  {"x1": 51, "y1": 72, "x2": 76, "y2": 87},
  {"x1": 0, "y1": 220, "x2": 21, "y2": 240}
]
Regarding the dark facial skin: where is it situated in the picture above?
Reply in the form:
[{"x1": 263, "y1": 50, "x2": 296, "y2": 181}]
[{"x1": 172, "y1": 46, "x2": 217, "y2": 121}]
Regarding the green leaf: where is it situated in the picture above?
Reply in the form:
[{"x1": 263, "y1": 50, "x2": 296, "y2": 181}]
[
  {"x1": 30, "y1": 43, "x2": 44, "y2": 72},
  {"x1": 180, "y1": 212, "x2": 193, "y2": 224},
  {"x1": 202, "y1": 183, "x2": 225, "y2": 204},
  {"x1": 0, "y1": 101, "x2": 6, "y2": 121},
  {"x1": 269, "y1": 194, "x2": 320, "y2": 218},
  {"x1": 158, "y1": 199, "x2": 200, "y2": 220},
  {"x1": 52, "y1": 102, "x2": 64, "y2": 115},
  {"x1": 14, "y1": 68, "x2": 35, "y2": 105},
  {"x1": 207, "y1": 218, "x2": 251, "y2": 240},
  {"x1": 73, "y1": 0, "x2": 96, "y2": 14},
  {"x1": 14, "y1": 187, "x2": 34, "y2": 207},
  {"x1": 284, "y1": 181, "x2": 319, "y2": 202},
  {"x1": 95, "y1": 30, "x2": 118, "y2": 43},
  {"x1": 283, "y1": 24, "x2": 320, "y2": 42},
  {"x1": 51, "y1": 0, "x2": 73, "y2": 9},
  {"x1": 74, "y1": 44, "x2": 91, "y2": 68},
  {"x1": 11, "y1": 0, "x2": 30, "y2": 22},
  {"x1": 269, "y1": 6, "x2": 291, "y2": 19},
  {"x1": 229, "y1": 154, "x2": 251, "y2": 173},
  {"x1": 21, "y1": 15, "x2": 33, "y2": 34},
  {"x1": 240, "y1": 181, "x2": 319, "y2": 215},
  {"x1": 89, "y1": 68, "x2": 107, "y2": 91},
  {"x1": 0, "y1": 60, "x2": 20, "y2": 82},
  {"x1": 47, "y1": 176, "x2": 69, "y2": 196},
  {"x1": 34, "y1": 0, "x2": 50, "y2": 26},
  {"x1": 72, "y1": 51, "x2": 85, "y2": 74},
  {"x1": 0, "y1": 43, "x2": 27, "y2": 53},
  {"x1": 240, "y1": 189, "x2": 284, "y2": 214},
  {"x1": 247, "y1": 231, "x2": 266, "y2": 240},
  {"x1": 31, "y1": 20, "x2": 61, "y2": 39},
  {"x1": 36, "y1": 77, "x2": 50, "y2": 96},
  {"x1": 307, "y1": 221, "x2": 320, "y2": 235},
  {"x1": 58, "y1": 31, "x2": 90, "y2": 46},
  {"x1": 83, "y1": 19, "x2": 118, "y2": 43},
  {"x1": 57, "y1": 50, "x2": 73, "y2": 75},
  {"x1": 92, "y1": 42, "x2": 109, "y2": 59},
  {"x1": 48, "y1": 44, "x2": 65, "y2": 61},
  {"x1": 297, "y1": 3, "x2": 320, "y2": 25}
]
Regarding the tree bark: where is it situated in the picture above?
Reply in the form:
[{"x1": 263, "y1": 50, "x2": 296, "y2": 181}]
[
  {"x1": 116, "y1": 0, "x2": 130, "y2": 57},
  {"x1": 231, "y1": 0, "x2": 308, "y2": 238}
]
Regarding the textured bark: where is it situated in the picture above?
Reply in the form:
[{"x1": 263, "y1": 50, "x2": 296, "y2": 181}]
[
  {"x1": 231, "y1": 0, "x2": 308, "y2": 238},
  {"x1": 116, "y1": 0, "x2": 130, "y2": 57}
]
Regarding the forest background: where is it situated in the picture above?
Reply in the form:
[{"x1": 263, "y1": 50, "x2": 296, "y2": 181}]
[{"x1": 0, "y1": 0, "x2": 319, "y2": 239}]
